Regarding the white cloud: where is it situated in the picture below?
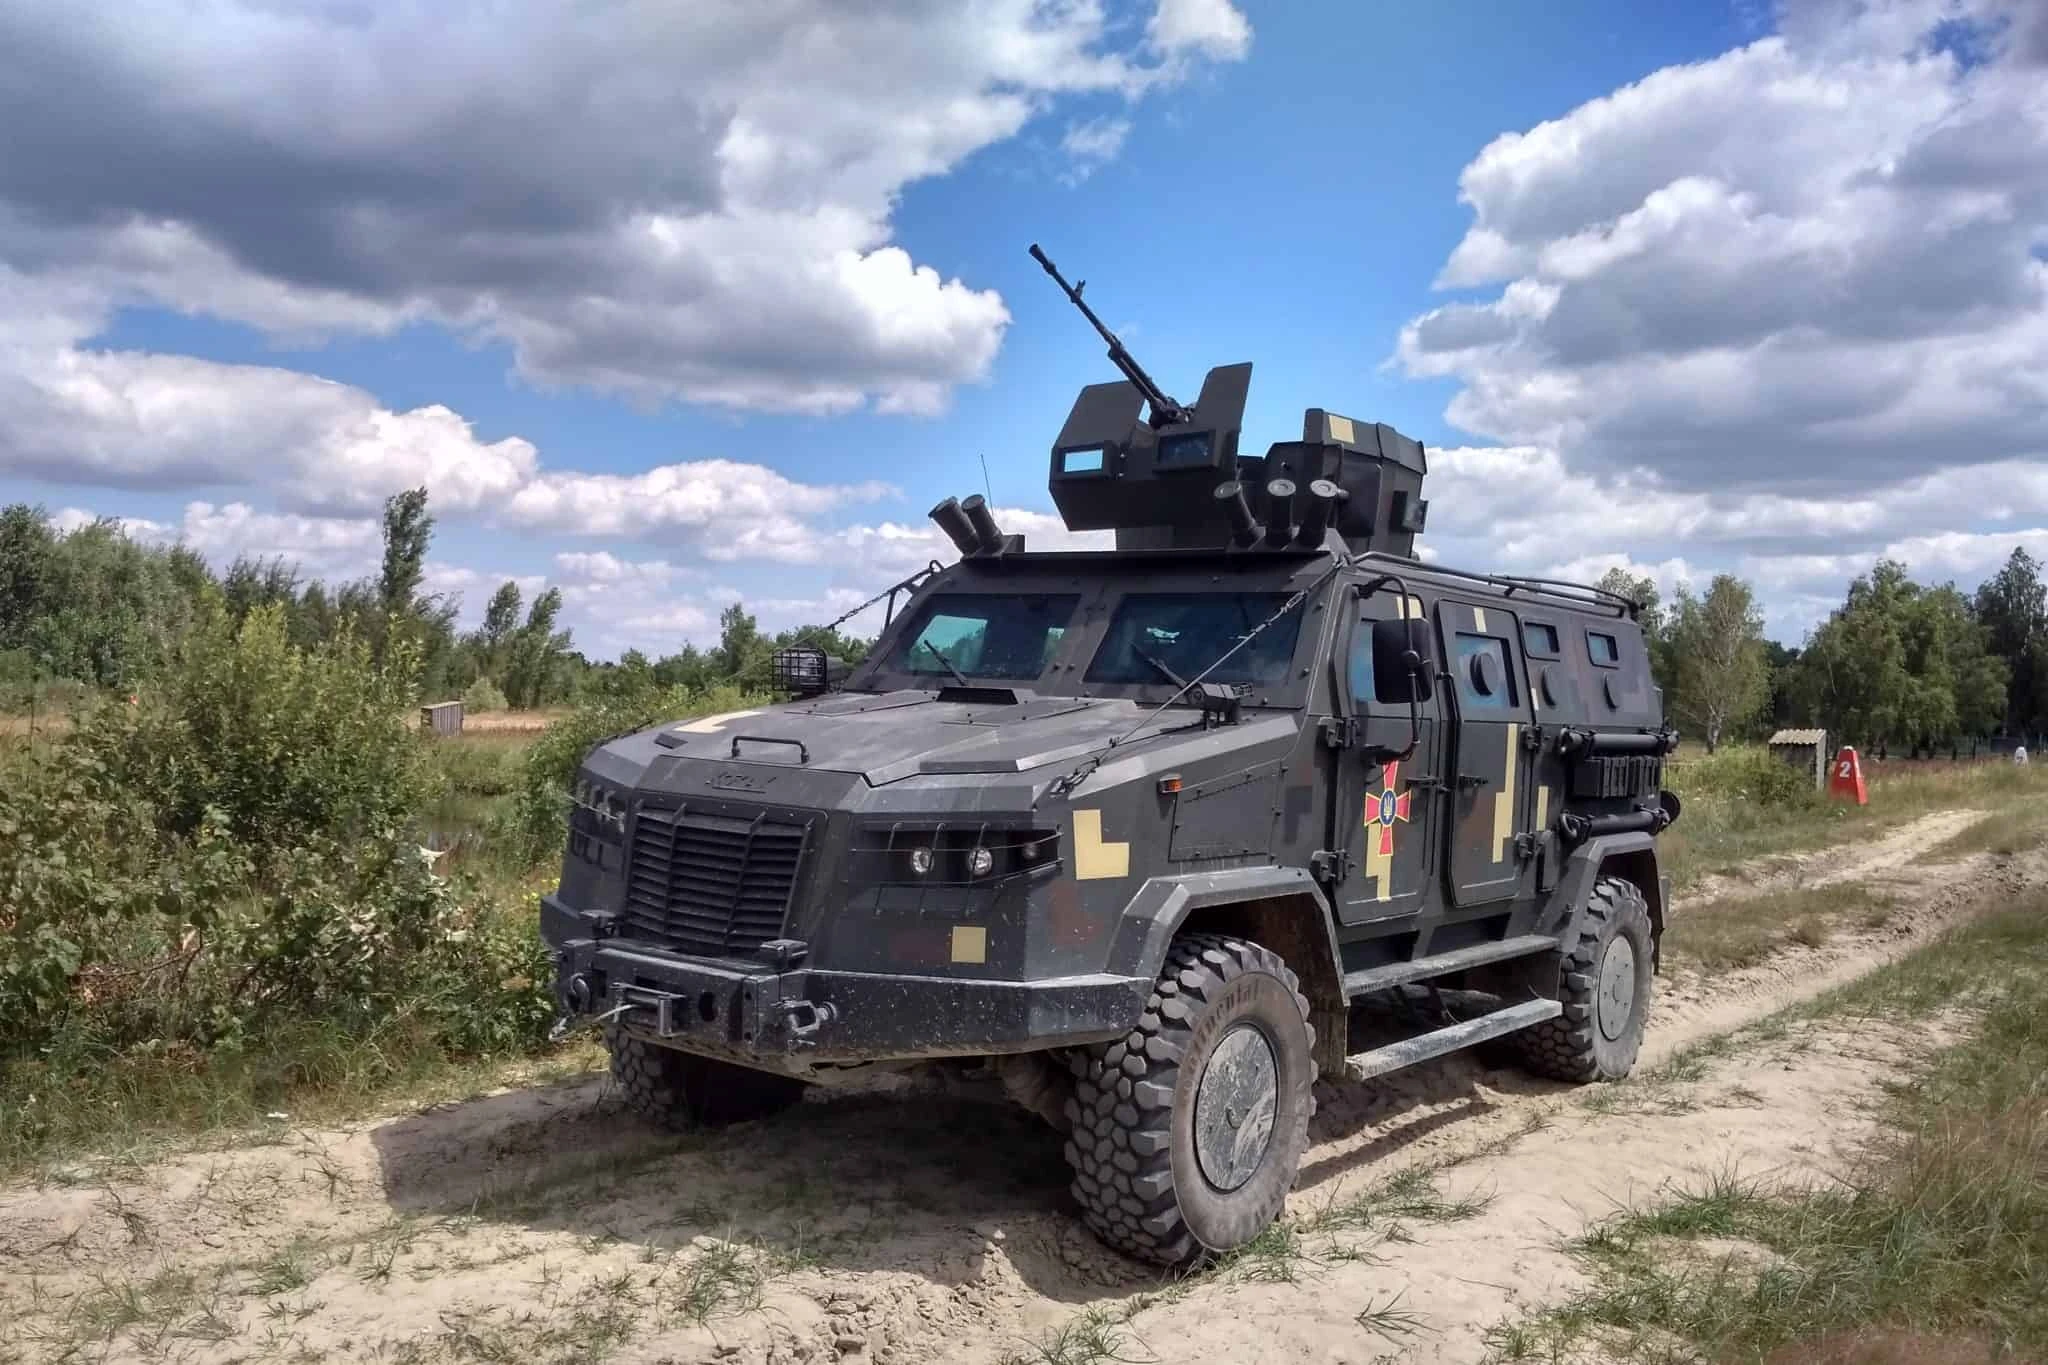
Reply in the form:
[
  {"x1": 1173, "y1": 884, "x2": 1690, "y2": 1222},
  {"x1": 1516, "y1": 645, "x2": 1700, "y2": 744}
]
[
  {"x1": 505, "y1": 459, "x2": 893, "y2": 543},
  {"x1": 0, "y1": 269, "x2": 539, "y2": 515},
  {"x1": 551, "y1": 552, "x2": 689, "y2": 588},
  {"x1": 1386, "y1": 0, "x2": 2048, "y2": 640},
  {"x1": 1147, "y1": 0, "x2": 1254, "y2": 63},
  {"x1": 1059, "y1": 117, "x2": 1133, "y2": 184},
  {"x1": 1397, "y1": 0, "x2": 2048, "y2": 494},
  {"x1": 1419, "y1": 442, "x2": 2048, "y2": 640},
  {"x1": 0, "y1": 0, "x2": 1251, "y2": 418}
]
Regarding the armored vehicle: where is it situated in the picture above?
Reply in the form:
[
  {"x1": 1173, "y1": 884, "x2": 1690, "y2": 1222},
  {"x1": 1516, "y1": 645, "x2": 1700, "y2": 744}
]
[{"x1": 542, "y1": 245, "x2": 1681, "y2": 1265}]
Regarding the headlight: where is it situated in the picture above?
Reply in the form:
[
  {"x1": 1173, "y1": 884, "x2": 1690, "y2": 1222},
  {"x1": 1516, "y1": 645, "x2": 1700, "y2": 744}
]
[{"x1": 855, "y1": 825, "x2": 1061, "y2": 884}]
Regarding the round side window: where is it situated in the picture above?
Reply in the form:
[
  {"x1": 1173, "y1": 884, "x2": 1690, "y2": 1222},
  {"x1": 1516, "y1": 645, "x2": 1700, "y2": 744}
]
[{"x1": 1468, "y1": 650, "x2": 1501, "y2": 697}]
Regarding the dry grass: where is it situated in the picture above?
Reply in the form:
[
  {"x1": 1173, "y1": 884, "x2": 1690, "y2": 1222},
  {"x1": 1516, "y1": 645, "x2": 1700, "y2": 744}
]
[
  {"x1": 448, "y1": 707, "x2": 571, "y2": 733},
  {"x1": 1663, "y1": 884, "x2": 1896, "y2": 972},
  {"x1": 1926, "y1": 802, "x2": 2048, "y2": 861},
  {"x1": 1486, "y1": 892, "x2": 2048, "y2": 1364},
  {"x1": 1660, "y1": 749, "x2": 2048, "y2": 890}
]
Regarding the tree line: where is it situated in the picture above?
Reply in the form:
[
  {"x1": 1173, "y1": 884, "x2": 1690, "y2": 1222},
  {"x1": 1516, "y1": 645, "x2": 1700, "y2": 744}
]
[
  {"x1": 0, "y1": 489, "x2": 871, "y2": 715},
  {"x1": 1594, "y1": 547, "x2": 2048, "y2": 755},
  {"x1": 5, "y1": 486, "x2": 2044, "y2": 757}
]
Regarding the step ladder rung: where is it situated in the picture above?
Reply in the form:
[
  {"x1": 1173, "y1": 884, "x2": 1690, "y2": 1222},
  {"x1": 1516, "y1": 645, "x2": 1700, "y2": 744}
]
[
  {"x1": 1341, "y1": 934, "x2": 1556, "y2": 1000},
  {"x1": 1342, "y1": 997, "x2": 1563, "y2": 1083}
]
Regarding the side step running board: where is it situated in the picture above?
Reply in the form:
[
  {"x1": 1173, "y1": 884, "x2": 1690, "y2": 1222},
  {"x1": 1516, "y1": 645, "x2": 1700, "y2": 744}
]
[
  {"x1": 1341, "y1": 934, "x2": 1556, "y2": 1000},
  {"x1": 1343, "y1": 998, "x2": 1563, "y2": 1083}
]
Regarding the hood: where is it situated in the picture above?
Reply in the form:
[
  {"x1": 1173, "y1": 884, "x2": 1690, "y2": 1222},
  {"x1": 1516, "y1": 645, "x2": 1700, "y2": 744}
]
[{"x1": 630, "y1": 688, "x2": 1230, "y2": 786}]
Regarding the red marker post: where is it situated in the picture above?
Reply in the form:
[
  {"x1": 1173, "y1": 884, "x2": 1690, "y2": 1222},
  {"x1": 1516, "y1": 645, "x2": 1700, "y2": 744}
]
[{"x1": 1828, "y1": 746, "x2": 1868, "y2": 805}]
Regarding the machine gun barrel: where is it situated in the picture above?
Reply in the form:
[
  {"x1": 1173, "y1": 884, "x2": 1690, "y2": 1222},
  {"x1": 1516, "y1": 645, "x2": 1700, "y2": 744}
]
[{"x1": 1029, "y1": 242, "x2": 1192, "y2": 428}]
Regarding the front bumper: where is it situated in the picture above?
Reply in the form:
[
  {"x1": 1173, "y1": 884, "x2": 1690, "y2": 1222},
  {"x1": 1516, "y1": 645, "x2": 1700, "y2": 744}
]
[{"x1": 543, "y1": 895, "x2": 1146, "y2": 1065}]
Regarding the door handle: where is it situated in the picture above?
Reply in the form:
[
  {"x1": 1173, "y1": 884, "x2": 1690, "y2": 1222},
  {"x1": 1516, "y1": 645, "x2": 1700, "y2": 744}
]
[{"x1": 1456, "y1": 773, "x2": 1490, "y2": 790}]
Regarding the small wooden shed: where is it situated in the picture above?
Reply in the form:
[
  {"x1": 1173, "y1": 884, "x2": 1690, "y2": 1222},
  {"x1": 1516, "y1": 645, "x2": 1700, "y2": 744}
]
[
  {"x1": 420, "y1": 700, "x2": 465, "y2": 737},
  {"x1": 1767, "y1": 728, "x2": 1827, "y2": 790}
]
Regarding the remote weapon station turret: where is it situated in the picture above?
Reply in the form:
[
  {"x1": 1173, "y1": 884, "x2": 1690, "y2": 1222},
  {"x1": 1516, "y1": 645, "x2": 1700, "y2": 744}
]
[{"x1": 543, "y1": 245, "x2": 1681, "y2": 1265}]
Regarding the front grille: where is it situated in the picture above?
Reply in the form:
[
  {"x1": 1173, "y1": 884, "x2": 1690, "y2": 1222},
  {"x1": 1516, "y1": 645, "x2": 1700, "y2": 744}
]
[{"x1": 623, "y1": 804, "x2": 811, "y2": 956}]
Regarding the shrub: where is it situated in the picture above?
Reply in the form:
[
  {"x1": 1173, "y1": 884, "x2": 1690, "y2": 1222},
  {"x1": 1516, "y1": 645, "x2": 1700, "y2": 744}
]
[
  {"x1": 1669, "y1": 744, "x2": 1817, "y2": 810},
  {"x1": 462, "y1": 675, "x2": 508, "y2": 712},
  {"x1": 1, "y1": 600, "x2": 557, "y2": 1162},
  {"x1": 74, "y1": 601, "x2": 429, "y2": 849}
]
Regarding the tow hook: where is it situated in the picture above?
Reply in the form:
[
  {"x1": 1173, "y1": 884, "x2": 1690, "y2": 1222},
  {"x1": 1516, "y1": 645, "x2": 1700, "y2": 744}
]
[{"x1": 778, "y1": 998, "x2": 836, "y2": 1045}]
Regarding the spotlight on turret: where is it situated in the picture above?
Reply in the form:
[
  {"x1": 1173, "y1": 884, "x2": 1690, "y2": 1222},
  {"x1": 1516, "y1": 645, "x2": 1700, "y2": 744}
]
[
  {"x1": 1261, "y1": 477, "x2": 1297, "y2": 547},
  {"x1": 929, "y1": 496, "x2": 980, "y2": 557},
  {"x1": 1212, "y1": 481, "x2": 1262, "y2": 548},
  {"x1": 961, "y1": 494, "x2": 1007, "y2": 555},
  {"x1": 1294, "y1": 478, "x2": 1348, "y2": 548}
]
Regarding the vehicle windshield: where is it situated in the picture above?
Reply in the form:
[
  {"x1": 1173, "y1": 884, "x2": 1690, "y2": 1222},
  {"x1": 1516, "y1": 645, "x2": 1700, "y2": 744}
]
[
  {"x1": 884, "y1": 593, "x2": 1080, "y2": 681},
  {"x1": 1084, "y1": 592, "x2": 1303, "y2": 688}
]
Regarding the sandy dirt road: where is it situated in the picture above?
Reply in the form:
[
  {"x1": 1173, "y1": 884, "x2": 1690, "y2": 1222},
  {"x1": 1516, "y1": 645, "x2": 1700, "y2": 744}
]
[{"x1": 0, "y1": 809, "x2": 2031, "y2": 1365}]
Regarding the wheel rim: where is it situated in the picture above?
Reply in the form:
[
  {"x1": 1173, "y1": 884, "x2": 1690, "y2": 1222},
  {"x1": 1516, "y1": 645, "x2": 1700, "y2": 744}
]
[
  {"x1": 1192, "y1": 1023, "x2": 1279, "y2": 1192},
  {"x1": 1597, "y1": 936, "x2": 1638, "y2": 1041}
]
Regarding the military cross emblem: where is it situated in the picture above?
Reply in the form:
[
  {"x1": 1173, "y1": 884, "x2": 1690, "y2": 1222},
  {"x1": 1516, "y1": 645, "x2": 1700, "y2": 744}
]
[
  {"x1": 1361, "y1": 760, "x2": 1414, "y2": 902},
  {"x1": 1369, "y1": 760, "x2": 1414, "y2": 853}
]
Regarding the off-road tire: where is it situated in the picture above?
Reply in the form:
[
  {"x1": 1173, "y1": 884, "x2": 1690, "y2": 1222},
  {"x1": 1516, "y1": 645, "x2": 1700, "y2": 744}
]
[
  {"x1": 1061, "y1": 933, "x2": 1318, "y2": 1266},
  {"x1": 606, "y1": 1025, "x2": 807, "y2": 1129},
  {"x1": 1511, "y1": 876, "x2": 1655, "y2": 1082}
]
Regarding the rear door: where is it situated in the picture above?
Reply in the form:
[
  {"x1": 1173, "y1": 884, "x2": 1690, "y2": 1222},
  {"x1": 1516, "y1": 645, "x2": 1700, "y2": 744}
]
[{"x1": 1436, "y1": 600, "x2": 1535, "y2": 905}]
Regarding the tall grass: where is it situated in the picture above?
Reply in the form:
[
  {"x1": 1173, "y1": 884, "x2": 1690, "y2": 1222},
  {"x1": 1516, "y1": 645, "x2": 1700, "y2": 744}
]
[
  {"x1": 1660, "y1": 744, "x2": 2048, "y2": 888},
  {"x1": 1488, "y1": 894, "x2": 2048, "y2": 1363}
]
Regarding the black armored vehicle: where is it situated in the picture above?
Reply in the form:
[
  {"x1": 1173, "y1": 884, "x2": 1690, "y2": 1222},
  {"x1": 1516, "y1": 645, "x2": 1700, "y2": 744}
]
[{"x1": 543, "y1": 246, "x2": 1681, "y2": 1265}]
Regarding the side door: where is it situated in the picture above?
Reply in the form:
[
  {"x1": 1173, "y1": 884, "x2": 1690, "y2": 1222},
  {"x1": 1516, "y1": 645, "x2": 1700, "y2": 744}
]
[
  {"x1": 1332, "y1": 589, "x2": 1446, "y2": 925},
  {"x1": 1437, "y1": 600, "x2": 1535, "y2": 906}
]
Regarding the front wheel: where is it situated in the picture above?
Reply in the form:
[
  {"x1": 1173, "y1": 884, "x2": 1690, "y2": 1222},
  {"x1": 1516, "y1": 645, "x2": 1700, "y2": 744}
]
[
  {"x1": 1511, "y1": 876, "x2": 1655, "y2": 1082},
  {"x1": 606, "y1": 1025, "x2": 808, "y2": 1129},
  {"x1": 1062, "y1": 934, "x2": 1318, "y2": 1266}
]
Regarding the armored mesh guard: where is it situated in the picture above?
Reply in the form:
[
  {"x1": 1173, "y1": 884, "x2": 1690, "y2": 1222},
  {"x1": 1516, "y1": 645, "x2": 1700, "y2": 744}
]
[{"x1": 624, "y1": 803, "x2": 811, "y2": 956}]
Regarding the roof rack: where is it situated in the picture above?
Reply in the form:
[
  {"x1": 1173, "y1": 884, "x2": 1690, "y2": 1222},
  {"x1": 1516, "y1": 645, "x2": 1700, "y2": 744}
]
[{"x1": 1351, "y1": 552, "x2": 1634, "y2": 619}]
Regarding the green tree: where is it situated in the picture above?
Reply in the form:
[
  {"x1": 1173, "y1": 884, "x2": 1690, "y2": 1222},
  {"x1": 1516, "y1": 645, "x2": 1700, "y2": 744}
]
[
  {"x1": 480, "y1": 581, "x2": 522, "y2": 659},
  {"x1": 1666, "y1": 574, "x2": 1771, "y2": 752},
  {"x1": 1788, "y1": 560, "x2": 2008, "y2": 753},
  {"x1": 0, "y1": 502, "x2": 57, "y2": 652},
  {"x1": 714, "y1": 603, "x2": 769, "y2": 686},
  {"x1": 1972, "y1": 546, "x2": 2046, "y2": 735},
  {"x1": 378, "y1": 487, "x2": 433, "y2": 618},
  {"x1": 503, "y1": 587, "x2": 571, "y2": 708}
]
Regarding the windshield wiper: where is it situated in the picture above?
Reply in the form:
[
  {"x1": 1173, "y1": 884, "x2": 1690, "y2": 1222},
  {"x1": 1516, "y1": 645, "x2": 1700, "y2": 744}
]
[
  {"x1": 920, "y1": 639, "x2": 971, "y2": 688},
  {"x1": 1130, "y1": 644, "x2": 1188, "y2": 690}
]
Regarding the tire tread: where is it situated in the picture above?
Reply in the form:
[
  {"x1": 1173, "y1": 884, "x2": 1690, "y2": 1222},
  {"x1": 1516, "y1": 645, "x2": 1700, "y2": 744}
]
[{"x1": 1061, "y1": 933, "x2": 1317, "y2": 1266}]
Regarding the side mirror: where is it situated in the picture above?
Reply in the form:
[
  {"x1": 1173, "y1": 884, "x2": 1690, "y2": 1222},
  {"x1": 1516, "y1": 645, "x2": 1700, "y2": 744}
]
[
  {"x1": 1361, "y1": 617, "x2": 1437, "y2": 764},
  {"x1": 1369, "y1": 618, "x2": 1438, "y2": 702}
]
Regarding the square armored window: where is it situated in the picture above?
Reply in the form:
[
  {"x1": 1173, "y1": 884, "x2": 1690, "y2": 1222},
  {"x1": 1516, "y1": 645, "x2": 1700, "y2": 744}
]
[
  {"x1": 1523, "y1": 621, "x2": 1560, "y2": 658},
  {"x1": 1587, "y1": 631, "x2": 1621, "y2": 668}
]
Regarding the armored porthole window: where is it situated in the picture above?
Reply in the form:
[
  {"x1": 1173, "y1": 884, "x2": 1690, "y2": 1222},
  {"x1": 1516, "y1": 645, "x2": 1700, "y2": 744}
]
[{"x1": 1468, "y1": 649, "x2": 1501, "y2": 697}]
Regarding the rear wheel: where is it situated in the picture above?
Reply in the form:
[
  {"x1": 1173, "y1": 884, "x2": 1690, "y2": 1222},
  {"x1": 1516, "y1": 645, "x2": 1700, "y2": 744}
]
[
  {"x1": 1062, "y1": 933, "x2": 1318, "y2": 1266},
  {"x1": 1511, "y1": 876, "x2": 1655, "y2": 1082},
  {"x1": 606, "y1": 1025, "x2": 807, "y2": 1129}
]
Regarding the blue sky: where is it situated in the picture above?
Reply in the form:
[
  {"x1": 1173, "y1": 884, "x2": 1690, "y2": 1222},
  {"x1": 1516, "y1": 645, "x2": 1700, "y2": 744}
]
[{"x1": 2, "y1": 0, "x2": 2043, "y2": 658}]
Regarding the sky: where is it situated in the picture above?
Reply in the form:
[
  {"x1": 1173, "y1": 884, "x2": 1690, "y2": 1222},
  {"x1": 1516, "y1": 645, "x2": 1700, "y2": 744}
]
[{"x1": 1, "y1": 0, "x2": 2043, "y2": 659}]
